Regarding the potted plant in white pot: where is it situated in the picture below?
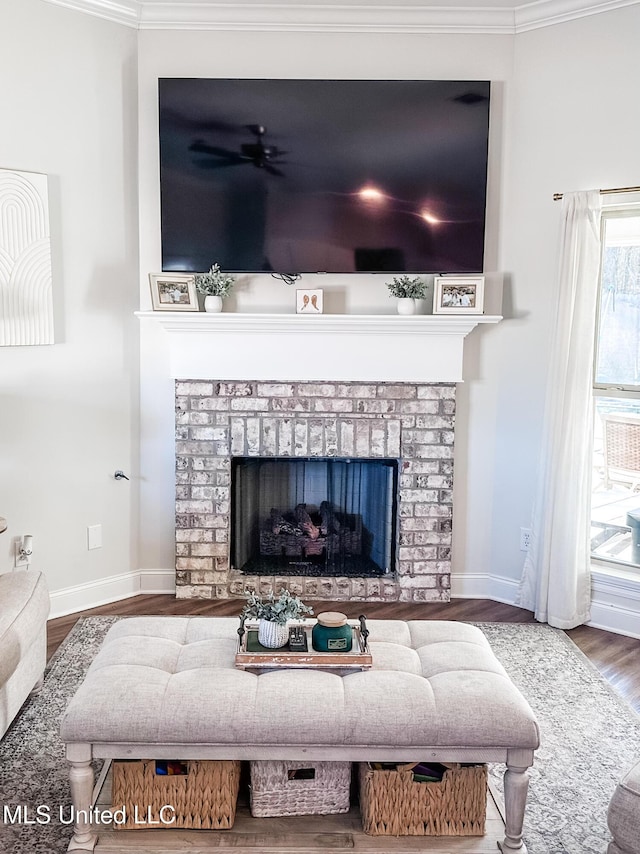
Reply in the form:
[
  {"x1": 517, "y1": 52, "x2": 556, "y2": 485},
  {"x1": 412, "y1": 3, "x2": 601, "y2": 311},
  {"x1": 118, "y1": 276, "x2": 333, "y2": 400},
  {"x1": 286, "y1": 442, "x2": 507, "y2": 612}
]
[
  {"x1": 386, "y1": 275, "x2": 427, "y2": 315},
  {"x1": 241, "y1": 589, "x2": 314, "y2": 649},
  {"x1": 194, "y1": 263, "x2": 235, "y2": 312}
]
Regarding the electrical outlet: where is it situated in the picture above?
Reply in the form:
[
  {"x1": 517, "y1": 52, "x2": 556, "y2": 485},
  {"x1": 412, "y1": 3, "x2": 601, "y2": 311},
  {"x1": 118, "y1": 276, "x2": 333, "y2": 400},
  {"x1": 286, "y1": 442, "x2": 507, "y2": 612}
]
[
  {"x1": 87, "y1": 524, "x2": 102, "y2": 550},
  {"x1": 520, "y1": 527, "x2": 532, "y2": 552}
]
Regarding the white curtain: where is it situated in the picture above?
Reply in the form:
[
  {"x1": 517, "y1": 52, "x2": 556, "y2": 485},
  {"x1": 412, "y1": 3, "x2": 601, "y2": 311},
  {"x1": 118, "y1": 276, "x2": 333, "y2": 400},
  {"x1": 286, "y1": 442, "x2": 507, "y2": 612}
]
[{"x1": 518, "y1": 190, "x2": 602, "y2": 629}]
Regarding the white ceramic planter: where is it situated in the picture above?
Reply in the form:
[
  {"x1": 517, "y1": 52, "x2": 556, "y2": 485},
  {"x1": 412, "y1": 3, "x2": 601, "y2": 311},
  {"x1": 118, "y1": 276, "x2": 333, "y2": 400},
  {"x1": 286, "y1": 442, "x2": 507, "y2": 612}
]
[
  {"x1": 258, "y1": 619, "x2": 289, "y2": 649},
  {"x1": 396, "y1": 298, "x2": 416, "y2": 315},
  {"x1": 204, "y1": 295, "x2": 223, "y2": 313}
]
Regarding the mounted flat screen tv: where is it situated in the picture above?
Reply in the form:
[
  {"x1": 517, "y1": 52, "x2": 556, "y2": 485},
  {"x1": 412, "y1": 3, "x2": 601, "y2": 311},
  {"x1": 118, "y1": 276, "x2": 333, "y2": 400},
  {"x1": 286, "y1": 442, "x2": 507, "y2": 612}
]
[{"x1": 158, "y1": 78, "x2": 490, "y2": 274}]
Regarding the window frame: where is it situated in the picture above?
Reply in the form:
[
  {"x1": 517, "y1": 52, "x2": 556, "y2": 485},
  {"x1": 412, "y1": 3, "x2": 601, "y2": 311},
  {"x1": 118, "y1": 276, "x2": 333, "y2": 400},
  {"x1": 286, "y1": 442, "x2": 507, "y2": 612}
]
[
  {"x1": 591, "y1": 202, "x2": 640, "y2": 573},
  {"x1": 593, "y1": 207, "x2": 640, "y2": 395}
]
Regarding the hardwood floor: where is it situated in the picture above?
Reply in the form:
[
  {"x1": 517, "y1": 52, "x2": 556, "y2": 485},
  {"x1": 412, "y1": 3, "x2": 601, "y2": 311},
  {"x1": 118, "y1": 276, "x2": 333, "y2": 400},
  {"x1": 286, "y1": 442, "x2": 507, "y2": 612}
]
[{"x1": 47, "y1": 595, "x2": 640, "y2": 714}]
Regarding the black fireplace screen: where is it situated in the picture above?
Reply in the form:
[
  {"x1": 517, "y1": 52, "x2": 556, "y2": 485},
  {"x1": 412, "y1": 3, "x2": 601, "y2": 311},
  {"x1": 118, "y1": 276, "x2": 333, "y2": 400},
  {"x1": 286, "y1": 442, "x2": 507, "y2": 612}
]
[{"x1": 231, "y1": 457, "x2": 398, "y2": 576}]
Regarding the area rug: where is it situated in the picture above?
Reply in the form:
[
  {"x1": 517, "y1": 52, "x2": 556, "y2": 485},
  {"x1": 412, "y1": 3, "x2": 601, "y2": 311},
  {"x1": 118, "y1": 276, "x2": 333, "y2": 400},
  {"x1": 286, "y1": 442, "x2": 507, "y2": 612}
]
[{"x1": 0, "y1": 618, "x2": 638, "y2": 853}]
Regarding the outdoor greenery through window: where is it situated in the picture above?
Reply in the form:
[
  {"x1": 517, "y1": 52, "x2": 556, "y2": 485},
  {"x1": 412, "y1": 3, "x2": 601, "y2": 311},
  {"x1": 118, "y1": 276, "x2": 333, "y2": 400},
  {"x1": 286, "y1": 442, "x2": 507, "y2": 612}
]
[{"x1": 591, "y1": 210, "x2": 640, "y2": 570}]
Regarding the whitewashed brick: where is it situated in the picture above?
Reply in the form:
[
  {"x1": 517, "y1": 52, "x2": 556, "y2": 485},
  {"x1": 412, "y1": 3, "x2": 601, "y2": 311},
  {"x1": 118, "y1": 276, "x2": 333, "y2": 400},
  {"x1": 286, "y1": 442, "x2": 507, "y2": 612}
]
[
  {"x1": 412, "y1": 445, "x2": 454, "y2": 460},
  {"x1": 309, "y1": 420, "x2": 324, "y2": 455},
  {"x1": 176, "y1": 529, "x2": 213, "y2": 543},
  {"x1": 175, "y1": 441, "x2": 215, "y2": 456},
  {"x1": 176, "y1": 382, "x2": 213, "y2": 396},
  {"x1": 216, "y1": 382, "x2": 253, "y2": 396},
  {"x1": 189, "y1": 412, "x2": 213, "y2": 425},
  {"x1": 313, "y1": 398, "x2": 354, "y2": 412},
  {"x1": 386, "y1": 420, "x2": 401, "y2": 456},
  {"x1": 339, "y1": 420, "x2": 355, "y2": 455},
  {"x1": 261, "y1": 417, "x2": 277, "y2": 455},
  {"x1": 189, "y1": 427, "x2": 216, "y2": 441},
  {"x1": 194, "y1": 398, "x2": 232, "y2": 411},
  {"x1": 337, "y1": 384, "x2": 376, "y2": 398},
  {"x1": 176, "y1": 585, "x2": 213, "y2": 600},
  {"x1": 294, "y1": 420, "x2": 308, "y2": 455},
  {"x1": 230, "y1": 398, "x2": 270, "y2": 411},
  {"x1": 400, "y1": 518, "x2": 438, "y2": 532},
  {"x1": 356, "y1": 399, "x2": 396, "y2": 414},
  {"x1": 175, "y1": 500, "x2": 212, "y2": 514},
  {"x1": 176, "y1": 557, "x2": 214, "y2": 571},
  {"x1": 175, "y1": 379, "x2": 455, "y2": 603},
  {"x1": 298, "y1": 383, "x2": 337, "y2": 396},
  {"x1": 377, "y1": 384, "x2": 416, "y2": 399},
  {"x1": 402, "y1": 460, "x2": 440, "y2": 474},
  {"x1": 246, "y1": 417, "x2": 260, "y2": 454},
  {"x1": 400, "y1": 575, "x2": 438, "y2": 588},
  {"x1": 355, "y1": 420, "x2": 370, "y2": 455},
  {"x1": 278, "y1": 418, "x2": 293, "y2": 455},
  {"x1": 370, "y1": 424, "x2": 386, "y2": 456},
  {"x1": 414, "y1": 505, "x2": 453, "y2": 519},
  {"x1": 325, "y1": 420, "x2": 338, "y2": 455},
  {"x1": 257, "y1": 383, "x2": 295, "y2": 396}
]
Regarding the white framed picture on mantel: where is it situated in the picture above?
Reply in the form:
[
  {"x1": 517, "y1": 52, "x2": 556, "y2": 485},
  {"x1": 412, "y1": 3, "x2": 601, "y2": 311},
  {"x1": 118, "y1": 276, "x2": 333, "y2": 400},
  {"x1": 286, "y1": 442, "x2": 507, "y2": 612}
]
[{"x1": 433, "y1": 276, "x2": 485, "y2": 314}]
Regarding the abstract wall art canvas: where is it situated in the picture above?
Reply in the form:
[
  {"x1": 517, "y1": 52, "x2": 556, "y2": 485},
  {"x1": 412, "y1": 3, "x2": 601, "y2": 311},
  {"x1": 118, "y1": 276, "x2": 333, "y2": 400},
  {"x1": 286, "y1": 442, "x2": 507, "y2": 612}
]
[{"x1": 0, "y1": 169, "x2": 54, "y2": 346}]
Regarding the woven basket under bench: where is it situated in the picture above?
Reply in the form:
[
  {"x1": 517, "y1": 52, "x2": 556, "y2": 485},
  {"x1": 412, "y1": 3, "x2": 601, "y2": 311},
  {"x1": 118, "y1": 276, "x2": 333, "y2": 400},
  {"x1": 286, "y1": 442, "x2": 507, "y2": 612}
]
[
  {"x1": 111, "y1": 759, "x2": 241, "y2": 830},
  {"x1": 359, "y1": 762, "x2": 487, "y2": 836},
  {"x1": 249, "y1": 760, "x2": 351, "y2": 817}
]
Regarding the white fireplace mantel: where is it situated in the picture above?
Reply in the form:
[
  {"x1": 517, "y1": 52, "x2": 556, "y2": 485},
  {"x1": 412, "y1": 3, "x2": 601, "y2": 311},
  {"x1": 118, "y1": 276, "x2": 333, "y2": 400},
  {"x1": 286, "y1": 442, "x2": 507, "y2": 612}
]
[{"x1": 137, "y1": 312, "x2": 502, "y2": 382}]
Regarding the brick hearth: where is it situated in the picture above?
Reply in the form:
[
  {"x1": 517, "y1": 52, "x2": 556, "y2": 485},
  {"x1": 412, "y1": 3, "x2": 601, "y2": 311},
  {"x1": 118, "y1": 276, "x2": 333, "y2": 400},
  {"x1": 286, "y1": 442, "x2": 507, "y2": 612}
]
[{"x1": 175, "y1": 380, "x2": 455, "y2": 602}]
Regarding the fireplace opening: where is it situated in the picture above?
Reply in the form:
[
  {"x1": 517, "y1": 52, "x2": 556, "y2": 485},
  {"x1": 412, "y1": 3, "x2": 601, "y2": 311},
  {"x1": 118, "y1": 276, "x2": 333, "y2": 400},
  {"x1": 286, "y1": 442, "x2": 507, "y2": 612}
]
[{"x1": 231, "y1": 457, "x2": 398, "y2": 577}]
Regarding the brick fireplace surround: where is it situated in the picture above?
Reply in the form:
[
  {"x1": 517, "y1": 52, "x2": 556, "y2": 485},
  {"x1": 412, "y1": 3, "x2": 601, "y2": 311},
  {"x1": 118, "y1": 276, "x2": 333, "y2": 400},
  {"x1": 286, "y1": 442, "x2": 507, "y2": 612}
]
[{"x1": 175, "y1": 380, "x2": 455, "y2": 603}]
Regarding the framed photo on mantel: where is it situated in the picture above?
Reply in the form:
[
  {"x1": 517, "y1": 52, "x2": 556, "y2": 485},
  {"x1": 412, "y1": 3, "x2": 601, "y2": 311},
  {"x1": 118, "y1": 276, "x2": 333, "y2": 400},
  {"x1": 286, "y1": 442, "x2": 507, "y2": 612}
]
[
  {"x1": 296, "y1": 288, "x2": 324, "y2": 314},
  {"x1": 433, "y1": 276, "x2": 485, "y2": 314},
  {"x1": 149, "y1": 273, "x2": 198, "y2": 311}
]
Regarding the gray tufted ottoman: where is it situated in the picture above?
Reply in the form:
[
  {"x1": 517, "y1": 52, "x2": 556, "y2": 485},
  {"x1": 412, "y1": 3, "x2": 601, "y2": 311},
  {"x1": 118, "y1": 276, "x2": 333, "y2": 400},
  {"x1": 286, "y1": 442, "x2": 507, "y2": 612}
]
[
  {"x1": 61, "y1": 617, "x2": 540, "y2": 852},
  {"x1": 608, "y1": 758, "x2": 640, "y2": 854}
]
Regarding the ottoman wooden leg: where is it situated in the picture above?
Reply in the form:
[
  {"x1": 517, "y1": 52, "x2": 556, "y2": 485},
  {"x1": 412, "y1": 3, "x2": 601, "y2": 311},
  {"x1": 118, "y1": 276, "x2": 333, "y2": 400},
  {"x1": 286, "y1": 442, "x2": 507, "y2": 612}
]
[
  {"x1": 67, "y1": 743, "x2": 97, "y2": 852},
  {"x1": 498, "y1": 748, "x2": 534, "y2": 854}
]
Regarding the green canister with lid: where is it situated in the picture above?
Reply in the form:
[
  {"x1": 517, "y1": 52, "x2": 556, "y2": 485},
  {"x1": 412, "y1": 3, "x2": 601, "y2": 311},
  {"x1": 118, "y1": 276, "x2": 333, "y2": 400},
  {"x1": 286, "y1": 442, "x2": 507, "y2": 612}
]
[{"x1": 311, "y1": 612, "x2": 353, "y2": 652}]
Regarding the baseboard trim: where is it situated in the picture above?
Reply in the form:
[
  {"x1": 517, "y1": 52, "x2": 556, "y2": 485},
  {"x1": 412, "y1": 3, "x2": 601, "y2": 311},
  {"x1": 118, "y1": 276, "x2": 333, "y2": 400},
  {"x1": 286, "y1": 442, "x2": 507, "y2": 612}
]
[
  {"x1": 49, "y1": 567, "x2": 639, "y2": 639},
  {"x1": 453, "y1": 568, "x2": 640, "y2": 638},
  {"x1": 138, "y1": 568, "x2": 176, "y2": 595},
  {"x1": 589, "y1": 567, "x2": 640, "y2": 639},
  {"x1": 451, "y1": 572, "x2": 520, "y2": 605},
  {"x1": 48, "y1": 569, "x2": 175, "y2": 619}
]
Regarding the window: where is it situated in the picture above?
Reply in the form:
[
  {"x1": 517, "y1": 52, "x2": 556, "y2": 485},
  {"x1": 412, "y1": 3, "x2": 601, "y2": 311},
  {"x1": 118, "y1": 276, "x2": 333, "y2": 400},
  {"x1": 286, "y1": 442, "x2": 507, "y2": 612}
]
[{"x1": 591, "y1": 210, "x2": 640, "y2": 569}]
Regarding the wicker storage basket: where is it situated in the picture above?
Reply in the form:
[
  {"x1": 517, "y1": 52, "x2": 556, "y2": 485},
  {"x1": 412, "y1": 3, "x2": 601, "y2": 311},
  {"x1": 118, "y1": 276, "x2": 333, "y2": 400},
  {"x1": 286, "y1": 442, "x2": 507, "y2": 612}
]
[
  {"x1": 359, "y1": 762, "x2": 487, "y2": 836},
  {"x1": 249, "y1": 760, "x2": 351, "y2": 817},
  {"x1": 111, "y1": 759, "x2": 241, "y2": 830}
]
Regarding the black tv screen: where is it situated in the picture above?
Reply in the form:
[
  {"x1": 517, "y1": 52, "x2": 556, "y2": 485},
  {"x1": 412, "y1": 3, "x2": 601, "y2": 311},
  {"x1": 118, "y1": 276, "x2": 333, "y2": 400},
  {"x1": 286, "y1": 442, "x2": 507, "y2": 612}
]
[{"x1": 158, "y1": 78, "x2": 490, "y2": 274}]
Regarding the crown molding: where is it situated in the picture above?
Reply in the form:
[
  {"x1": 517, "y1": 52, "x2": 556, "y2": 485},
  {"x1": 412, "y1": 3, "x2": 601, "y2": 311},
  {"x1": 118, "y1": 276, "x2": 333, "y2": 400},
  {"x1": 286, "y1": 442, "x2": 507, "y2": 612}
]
[
  {"x1": 138, "y1": 3, "x2": 515, "y2": 33},
  {"x1": 41, "y1": 0, "x2": 640, "y2": 34},
  {"x1": 43, "y1": 0, "x2": 140, "y2": 27},
  {"x1": 514, "y1": 0, "x2": 639, "y2": 30}
]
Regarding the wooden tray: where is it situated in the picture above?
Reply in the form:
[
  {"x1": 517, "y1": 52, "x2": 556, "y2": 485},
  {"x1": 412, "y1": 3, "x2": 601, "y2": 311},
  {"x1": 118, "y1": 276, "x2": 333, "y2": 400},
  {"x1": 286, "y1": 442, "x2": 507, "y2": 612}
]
[{"x1": 235, "y1": 622, "x2": 372, "y2": 671}]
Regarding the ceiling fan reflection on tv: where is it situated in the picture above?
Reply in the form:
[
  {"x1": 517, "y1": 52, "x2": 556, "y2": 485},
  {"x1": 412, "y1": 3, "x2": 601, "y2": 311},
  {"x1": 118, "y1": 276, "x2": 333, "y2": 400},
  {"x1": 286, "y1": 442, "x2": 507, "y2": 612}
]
[{"x1": 189, "y1": 124, "x2": 288, "y2": 177}]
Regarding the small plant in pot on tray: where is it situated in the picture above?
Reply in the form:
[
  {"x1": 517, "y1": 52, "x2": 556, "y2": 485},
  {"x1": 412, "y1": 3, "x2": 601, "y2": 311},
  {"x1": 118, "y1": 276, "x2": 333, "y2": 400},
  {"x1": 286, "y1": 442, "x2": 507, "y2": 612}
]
[
  {"x1": 241, "y1": 589, "x2": 314, "y2": 649},
  {"x1": 194, "y1": 263, "x2": 235, "y2": 312}
]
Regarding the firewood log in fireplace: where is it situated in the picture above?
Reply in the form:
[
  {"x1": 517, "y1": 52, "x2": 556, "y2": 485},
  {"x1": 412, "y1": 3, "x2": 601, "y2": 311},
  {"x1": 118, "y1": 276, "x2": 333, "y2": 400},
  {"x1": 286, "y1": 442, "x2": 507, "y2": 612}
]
[
  {"x1": 319, "y1": 500, "x2": 341, "y2": 536},
  {"x1": 260, "y1": 503, "x2": 363, "y2": 559},
  {"x1": 270, "y1": 510, "x2": 301, "y2": 537},
  {"x1": 294, "y1": 504, "x2": 320, "y2": 540}
]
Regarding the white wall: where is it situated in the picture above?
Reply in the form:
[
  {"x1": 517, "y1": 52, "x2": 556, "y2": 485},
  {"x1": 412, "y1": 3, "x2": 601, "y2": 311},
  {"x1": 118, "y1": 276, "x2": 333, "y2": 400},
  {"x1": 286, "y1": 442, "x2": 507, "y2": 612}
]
[
  {"x1": 137, "y1": 16, "x2": 640, "y2": 636},
  {"x1": 136, "y1": 28, "x2": 516, "y2": 589},
  {"x1": 486, "y1": 6, "x2": 640, "y2": 626},
  {"x1": 3, "y1": 2, "x2": 639, "y2": 631},
  {"x1": 0, "y1": 0, "x2": 139, "y2": 611}
]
